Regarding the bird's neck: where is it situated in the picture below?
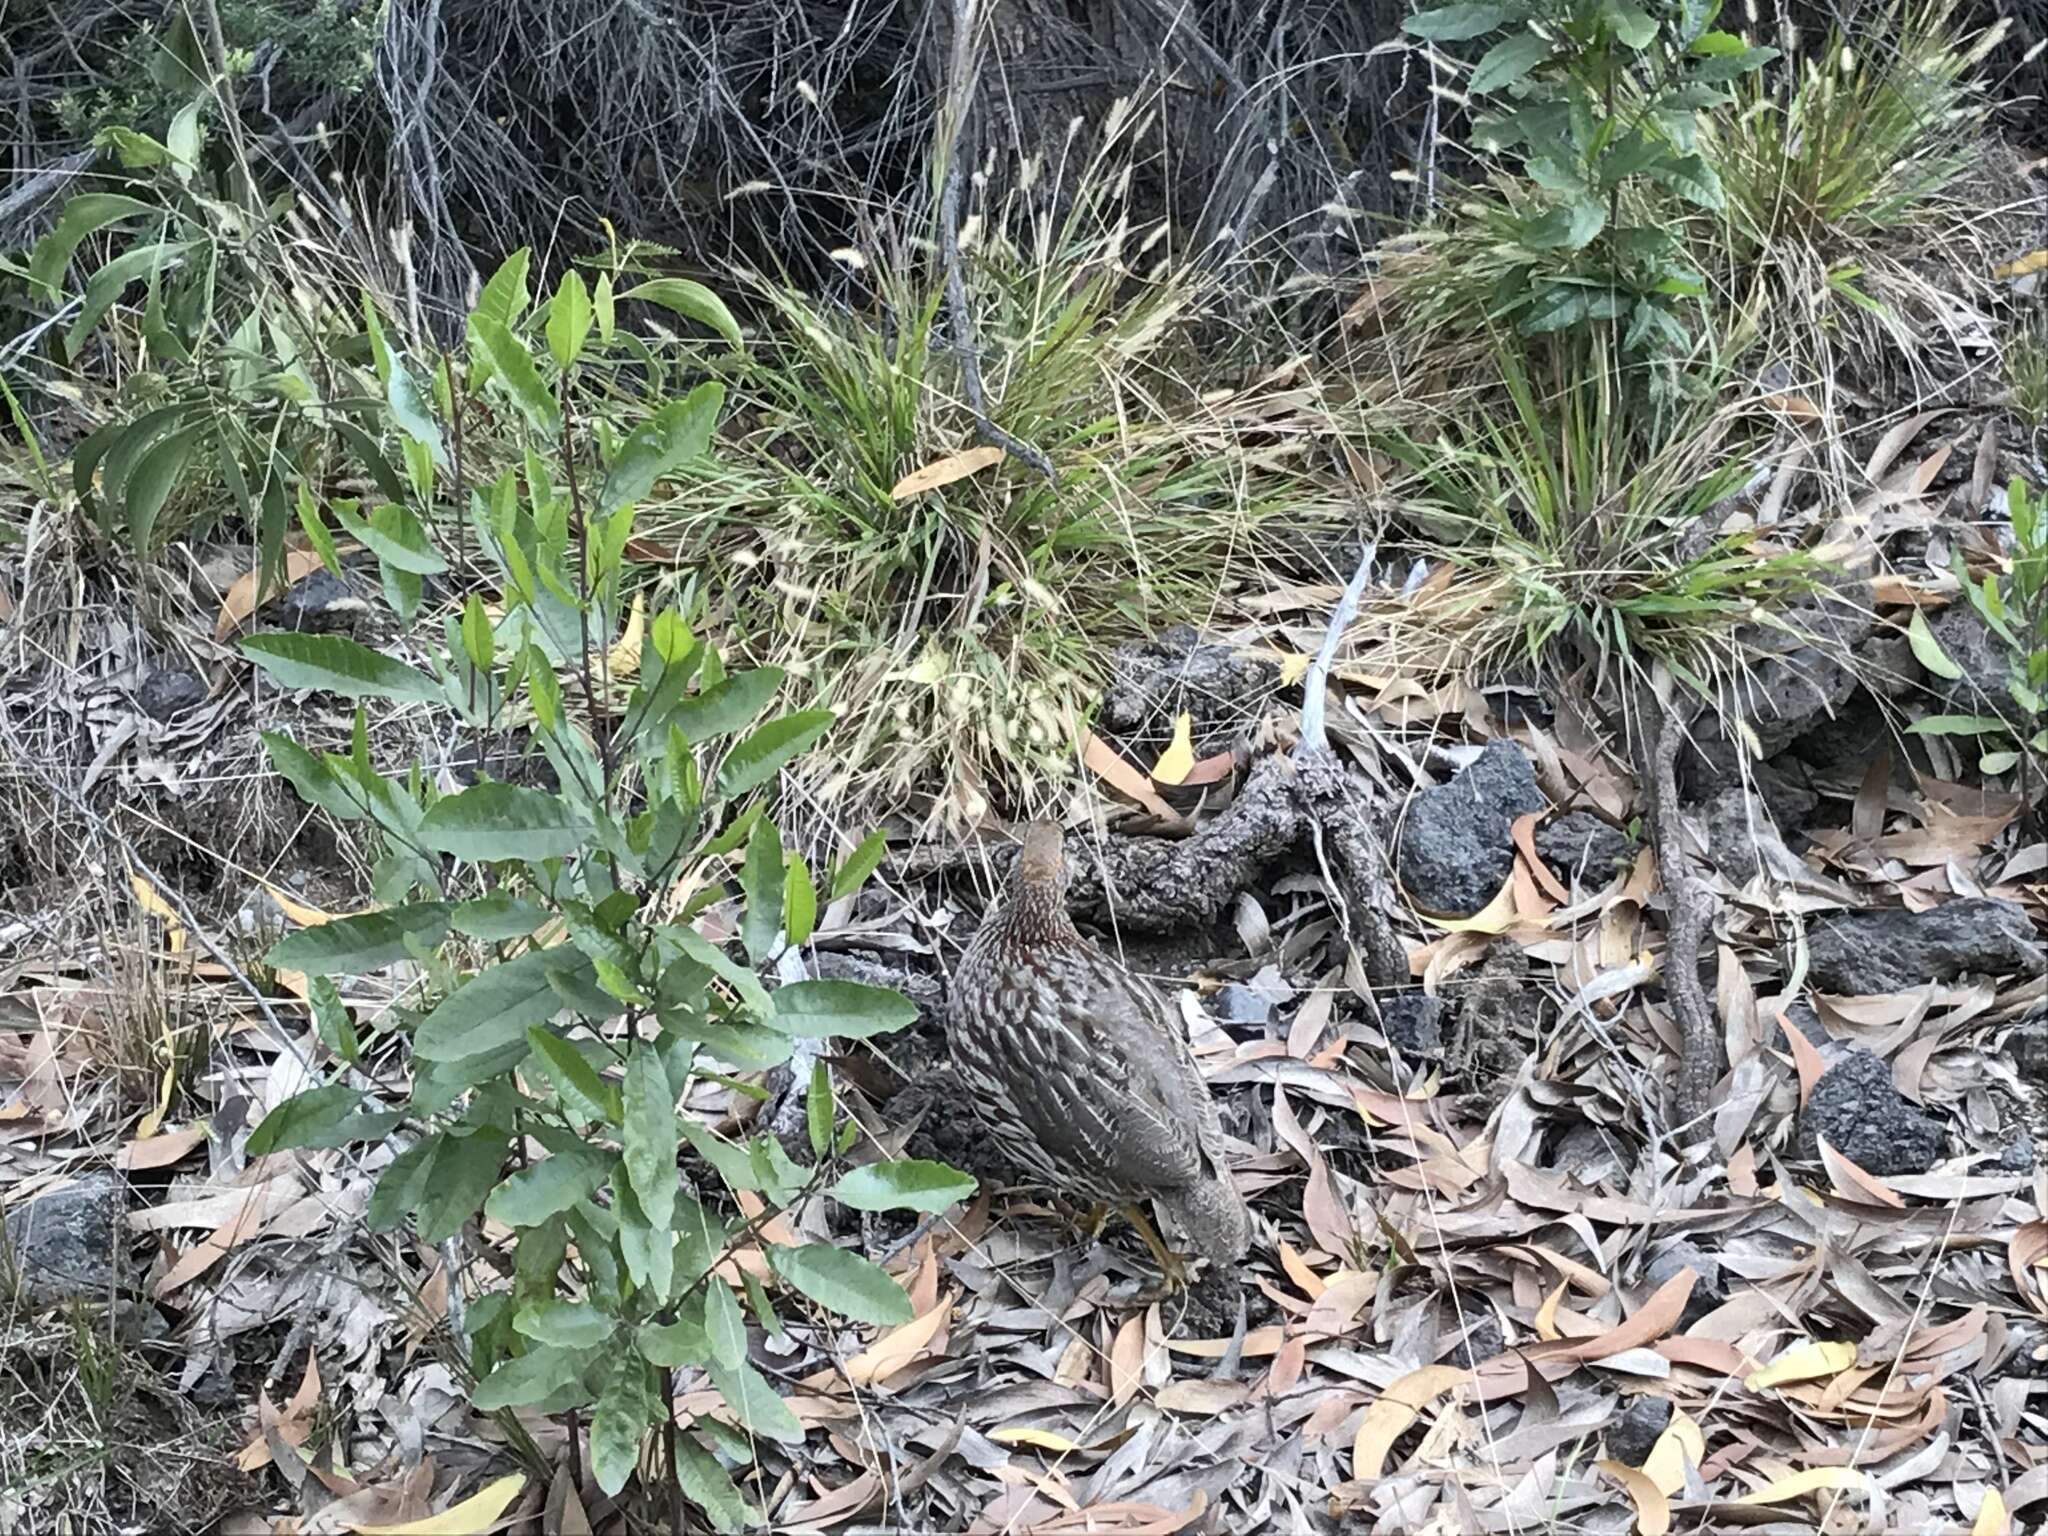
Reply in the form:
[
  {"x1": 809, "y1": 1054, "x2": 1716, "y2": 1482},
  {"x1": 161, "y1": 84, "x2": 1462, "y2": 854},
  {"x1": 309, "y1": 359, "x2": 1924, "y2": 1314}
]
[{"x1": 1000, "y1": 880, "x2": 1075, "y2": 948}]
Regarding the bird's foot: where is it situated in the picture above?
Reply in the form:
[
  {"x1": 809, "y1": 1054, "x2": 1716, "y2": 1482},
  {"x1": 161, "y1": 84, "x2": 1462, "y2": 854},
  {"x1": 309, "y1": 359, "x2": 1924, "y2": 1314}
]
[{"x1": 1121, "y1": 1203, "x2": 1195, "y2": 1299}]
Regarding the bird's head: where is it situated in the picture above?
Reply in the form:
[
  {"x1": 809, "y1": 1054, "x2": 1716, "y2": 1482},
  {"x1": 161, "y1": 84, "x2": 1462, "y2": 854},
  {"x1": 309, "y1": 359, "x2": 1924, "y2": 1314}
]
[
  {"x1": 1016, "y1": 820, "x2": 1068, "y2": 893},
  {"x1": 1003, "y1": 820, "x2": 1074, "y2": 943}
]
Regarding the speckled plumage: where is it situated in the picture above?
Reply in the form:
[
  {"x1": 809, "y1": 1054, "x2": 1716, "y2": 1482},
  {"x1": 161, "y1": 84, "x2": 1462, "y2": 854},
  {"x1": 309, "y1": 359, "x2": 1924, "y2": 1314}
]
[{"x1": 947, "y1": 822, "x2": 1250, "y2": 1265}]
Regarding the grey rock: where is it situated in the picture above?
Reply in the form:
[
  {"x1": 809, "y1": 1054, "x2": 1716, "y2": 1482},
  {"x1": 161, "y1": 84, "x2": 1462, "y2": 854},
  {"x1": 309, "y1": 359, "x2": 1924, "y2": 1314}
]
[
  {"x1": 1397, "y1": 741, "x2": 1547, "y2": 916},
  {"x1": 1547, "y1": 1122, "x2": 1634, "y2": 1185},
  {"x1": 1646, "y1": 1239, "x2": 1724, "y2": 1331},
  {"x1": 3, "y1": 1173, "x2": 128, "y2": 1307},
  {"x1": 263, "y1": 566, "x2": 371, "y2": 634},
  {"x1": 1098, "y1": 625, "x2": 1278, "y2": 759},
  {"x1": 1921, "y1": 602, "x2": 2006, "y2": 714},
  {"x1": 1806, "y1": 899, "x2": 2045, "y2": 994},
  {"x1": 1444, "y1": 1304, "x2": 1503, "y2": 1370},
  {"x1": 1723, "y1": 597, "x2": 1874, "y2": 757},
  {"x1": 1534, "y1": 812, "x2": 1635, "y2": 890},
  {"x1": 135, "y1": 666, "x2": 207, "y2": 720},
  {"x1": 1605, "y1": 1396, "x2": 1673, "y2": 1466},
  {"x1": 1211, "y1": 984, "x2": 1271, "y2": 1027},
  {"x1": 1797, "y1": 1049, "x2": 1947, "y2": 1174},
  {"x1": 1765, "y1": 999, "x2": 1835, "y2": 1054},
  {"x1": 1989, "y1": 1133, "x2": 2037, "y2": 1176},
  {"x1": 1378, "y1": 991, "x2": 1445, "y2": 1061}
]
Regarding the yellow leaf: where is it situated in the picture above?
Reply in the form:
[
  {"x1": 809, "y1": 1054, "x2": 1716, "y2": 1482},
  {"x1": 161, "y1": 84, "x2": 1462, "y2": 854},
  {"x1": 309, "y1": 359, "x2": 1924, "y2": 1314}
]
[
  {"x1": 1972, "y1": 1488, "x2": 2010, "y2": 1536},
  {"x1": 889, "y1": 444, "x2": 1005, "y2": 500},
  {"x1": 258, "y1": 881, "x2": 343, "y2": 928},
  {"x1": 1597, "y1": 1459, "x2": 1672, "y2": 1536},
  {"x1": 1744, "y1": 1339, "x2": 1857, "y2": 1392},
  {"x1": 1418, "y1": 877, "x2": 1516, "y2": 934},
  {"x1": 353, "y1": 1473, "x2": 525, "y2": 1534},
  {"x1": 1351, "y1": 1365, "x2": 1471, "y2": 1480},
  {"x1": 1993, "y1": 249, "x2": 2047, "y2": 281},
  {"x1": 130, "y1": 871, "x2": 185, "y2": 954},
  {"x1": 1642, "y1": 1410, "x2": 1705, "y2": 1497},
  {"x1": 1278, "y1": 652, "x2": 1313, "y2": 687},
  {"x1": 1734, "y1": 1467, "x2": 1869, "y2": 1506},
  {"x1": 606, "y1": 593, "x2": 647, "y2": 679},
  {"x1": 1535, "y1": 1279, "x2": 1568, "y2": 1341},
  {"x1": 844, "y1": 1295, "x2": 951, "y2": 1386},
  {"x1": 990, "y1": 1426, "x2": 1083, "y2": 1453},
  {"x1": 1151, "y1": 712, "x2": 1195, "y2": 786}
]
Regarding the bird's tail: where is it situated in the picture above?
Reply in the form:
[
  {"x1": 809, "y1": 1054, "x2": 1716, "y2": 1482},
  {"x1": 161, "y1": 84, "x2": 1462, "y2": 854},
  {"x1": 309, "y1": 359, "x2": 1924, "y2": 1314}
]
[{"x1": 1159, "y1": 1173, "x2": 1252, "y2": 1265}]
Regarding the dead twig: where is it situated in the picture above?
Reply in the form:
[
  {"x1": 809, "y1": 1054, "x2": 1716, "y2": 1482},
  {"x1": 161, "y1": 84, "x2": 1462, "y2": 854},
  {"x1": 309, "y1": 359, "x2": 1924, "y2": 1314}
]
[{"x1": 1635, "y1": 692, "x2": 1722, "y2": 1135}]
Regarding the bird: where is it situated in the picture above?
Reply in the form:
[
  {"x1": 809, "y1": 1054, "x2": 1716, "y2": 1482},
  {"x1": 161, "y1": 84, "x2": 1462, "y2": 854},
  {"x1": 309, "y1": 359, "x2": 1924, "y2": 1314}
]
[{"x1": 947, "y1": 820, "x2": 1251, "y2": 1290}]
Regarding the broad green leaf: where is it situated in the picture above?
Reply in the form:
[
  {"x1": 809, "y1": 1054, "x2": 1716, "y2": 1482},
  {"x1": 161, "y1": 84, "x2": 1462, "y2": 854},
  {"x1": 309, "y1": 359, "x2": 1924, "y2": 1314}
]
[
  {"x1": 784, "y1": 856, "x2": 818, "y2": 947},
  {"x1": 308, "y1": 976, "x2": 359, "y2": 1064},
  {"x1": 387, "y1": 364, "x2": 448, "y2": 468},
  {"x1": 598, "y1": 382, "x2": 724, "y2": 515},
  {"x1": 593, "y1": 271, "x2": 615, "y2": 343},
  {"x1": 265, "y1": 903, "x2": 451, "y2": 974},
  {"x1": 589, "y1": 1355, "x2": 656, "y2": 1497},
  {"x1": 125, "y1": 424, "x2": 202, "y2": 551},
  {"x1": 368, "y1": 1135, "x2": 440, "y2": 1231},
  {"x1": 828, "y1": 827, "x2": 889, "y2": 899},
  {"x1": 471, "y1": 1342, "x2": 600, "y2": 1411},
  {"x1": 1690, "y1": 29, "x2": 1749, "y2": 53},
  {"x1": 622, "y1": 1046, "x2": 679, "y2": 1229},
  {"x1": 526, "y1": 1028, "x2": 620, "y2": 1124},
  {"x1": 331, "y1": 500, "x2": 446, "y2": 575},
  {"x1": 677, "y1": 1119, "x2": 764, "y2": 1193},
  {"x1": 617, "y1": 1183, "x2": 676, "y2": 1299},
  {"x1": 742, "y1": 1271, "x2": 781, "y2": 1336},
  {"x1": 1906, "y1": 713, "x2": 2006, "y2": 735},
  {"x1": 806, "y1": 1061, "x2": 833, "y2": 1159},
  {"x1": 1603, "y1": 0, "x2": 1658, "y2": 47},
  {"x1": 1907, "y1": 610, "x2": 1963, "y2": 680},
  {"x1": 419, "y1": 781, "x2": 595, "y2": 862},
  {"x1": 415, "y1": 1128, "x2": 508, "y2": 1242},
  {"x1": 474, "y1": 248, "x2": 532, "y2": 330},
  {"x1": 515, "y1": 1299, "x2": 616, "y2": 1348},
  {"x1": 771, "y1": 979, "x2": 917, "y2": 1040},
  {"x1": 716, "y1": 709, "x2": 835, "y2": 799},
  {"x1": 451, "y1": 894, "x2": 549, "y2": 940},
  {"x1": 739, "y1": 816, "x2": 784, "y2": 965},
  {"x1": 415, "y1": 946, "x2": 584, "y2": 1060},
  {"x1": 706, "y1": 1359, "x2": 803, "y2": 1444},
  {"x1": 1688, "y1": 44, "x2": 1777, "y2": 83},
  {"x1": 29, "y1": 193, "x2": 157, "y2": 294},
  {"x1": 1522, "y1": 197, "x2": 1607, "y2": 251},
  {"x1": 484, "y1": 1145, "x2": 612, "y2": 1226},
  {"x1": 547, "y1": 270, "x2": 593, "y2": 369},
  {"x1": 1980, "y1": 750, "x2": 2021, "y2": 774},
  {"x1": 1650, "y1": 153, "x2": 1724, "y2": 210},
  {"x1": 246, "y1": 1085, "x2": 368, "y2": 1156},
  {"x1": 1469, "y1": 29, "x2": 1551, "y2": 92},
  {"x1": 768, "y1": 1242, "x2": 913, "y2": 1325},
  {"x1": 242, "y1": 633, "x2": 441, "y2": 703},
  {"x1": 1402, "y1": 1, "x2": 1514, "y2": 39},
  {"x1": 704, "y1": 1276, "x2": 747, "y2": 1368},
  {"x1": 691, "y1": 1016, "x2": 797, "y2": 1072},
  {"x1": 618, "y1": 279, "x2": 743, "y2": 349},
  {"x1": 471, "y1": 314, "x2": 560, "y2": 434},
  {"x1": 673, "y1": 1430, "x2": 760, "y2": 1534},
  {"x1": 828, "y1": 1159, "x2": 978, "y2": 1214},
  {"x1": 637, "y1": 1315, "x2": 710, "y2": 1368},
  {"x1": 673, "y1": 666, "x2": 785, "y2": 742}
]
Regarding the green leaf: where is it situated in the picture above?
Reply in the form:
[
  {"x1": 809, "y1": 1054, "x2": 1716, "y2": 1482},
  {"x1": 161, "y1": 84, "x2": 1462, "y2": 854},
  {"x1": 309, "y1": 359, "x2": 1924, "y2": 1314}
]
[
  {"x1": 704, "y1": 1276, "x2": 748, "y2": 1368},
  {"x1": 416, "y1": 1128, "x2": 508, "y2": 1243},
  {"x1": 1906, "y1": 713, "x2": 2007, "y2": 736},
  {"x1": 415, "y1": 946, "x2": 584, "y2": 1060},
  {"x1": 637, "y1": 1315, "x2": 710, "y2": 1368},
  {"x1": 368, "y1": 1135, "x2": 439, "y2": 1231},
  {"x1": 717, "y1": 710, "x2": 835, "y2": 799},
  {"x1": 673, "y1": 666, "x2": 785, "y2": 743},
  {"x1": 1688, "y1": 44, "x2": 1777, "y2": 83},
  {"x1": 29, "y1": 193, "x2": 158, "y2": 294},
  {"x1": 1980, "y1": 750, "x2": 2021, "y2": 774},
  {"x1": 527, "y1": 1028, "x2": 621, "y2": 1124},
  {"x1": 419, "y1": 781, "x2": 595, "y2": 862},
  {"x1": 784, "y1": 856, "x2": 818, "y2": 947},
  {"x1": 677, "y1": 1119, "x2": 765, "y2": 1193},
  {"x1": 330, "y1": 500, "x2": 447, "y2": 576},
  {"x1": 618, "y1": 279, "x2": 744, "y2": 349},
  {"x1": 739, "y1": 817, "x2": 784, "y2": 965},
  {"x1": 1469, "y1": 29, "x2": 1551, "y2": 92},
  {"x1": 265, "y1": 903, "x2": 451, "y2": 974},
  {"x1": 470, "y1": 314, "x2": 561, "y2": 434},
  {"x1": 246, "y1": 1085, "x2": 368, "y2": 1156},
  {"x1": 125, "y1": 424, "x2": 202, "y2": 551},
  {"x1": 386, "y1": 364, "x2": 448, "y2": 469},
  {"x1": 1603, "y1": 0, "x2": 1658, "y2": 47},
  {"x1": 451, "y1": 894, "x2": 549, "y2": 940},
  {"x1": 672, "y1": 1430, "x2": 760, "y2": 1534},
  {"x1": 308, "y1": 976, "x2": 359, "y2": 1064},
  {"x1": 771, "y1": 980, "x2": 917, "y2": 1040},
  {"x1": 589, "y1": 1355, "x2": 656, "y2": 1498},
  {"x1": 243, "y1": 633, "x2": 441, "y2": 704},
  {"x1": 768, "y1": 1242, "x2": 914, "y2": 1325},
  {"x1": 828, "y1": 828, "x2": 889, "y2": 900},
  {"x1": 471, "y1": 1342, "x2": 600, "y2": 1411},
  {"x1": 547, "y1": 270, "x2": 593, "y2": 369},
  {"x1": 1689, "y1": 28, "x2": 1748, "y2": 53},
  {"x1": 598, "y1": 382, "x2": 724, "y2": 516},
  {"x1": 484, "y1": 1145, "x2": 612, "y2": 1226},
  {"x1": 707, "y1": 1359, "x2": 804, "y2": 1444},
  {"x1": 1522, "y1": 197, "x2": 1607, "y2": 251},
  {"x1": 594, "y1": 271, "x2": 616, "y2": 343},
  {"x1": 514, "y1": 1299, "x2": 616, "y2": 1348},
  {"x1": 1402, "y1": 1, "x2": 1514, "y2": 39},
  {"x1": 806, "y1": 1061, "x2": 833, "y2": 1160},
  {"x1": 828, "y1": 1160, "x2": 978, "y2": 1214},
  {"x1": 617, "y1": 1183, "x2": 676, "y2": 1299},
  {"x1": 1650, "y1": 153, "x2": 1724, "y2": 210},
  {"x1": 1907, "y1": 610, "x2": 1963, "y2": 680},
  {"x1": 622, "y1": 1046, "x2": 679, "y2": 1229}
]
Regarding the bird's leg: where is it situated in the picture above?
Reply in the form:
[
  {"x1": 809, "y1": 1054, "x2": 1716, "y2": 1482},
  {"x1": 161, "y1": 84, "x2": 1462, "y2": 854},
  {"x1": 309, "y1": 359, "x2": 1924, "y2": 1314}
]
[
  {"x1": 1120, "y1": 1203, "x2": 1193, "y2": 1297},
  {"x1": 1050, "y1": 1198, "x2": 1110, "y2": 1241}
]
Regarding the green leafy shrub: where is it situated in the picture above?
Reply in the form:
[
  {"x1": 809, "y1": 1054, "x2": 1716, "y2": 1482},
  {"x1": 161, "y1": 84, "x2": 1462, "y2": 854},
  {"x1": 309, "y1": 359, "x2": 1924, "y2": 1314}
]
[{"x1": 239, "y1": 255, "x2": 968, "y2": 1528}]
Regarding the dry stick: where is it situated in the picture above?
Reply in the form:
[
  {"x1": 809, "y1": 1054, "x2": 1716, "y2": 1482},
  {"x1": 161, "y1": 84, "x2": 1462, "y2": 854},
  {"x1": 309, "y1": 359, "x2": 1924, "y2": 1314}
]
[
  {"x1": 938, "y1": 0, "x2": 1055, "y2": 482},
  {"x1": 1638, "y1": 698, "x2": 1721, "y2": 1136}
]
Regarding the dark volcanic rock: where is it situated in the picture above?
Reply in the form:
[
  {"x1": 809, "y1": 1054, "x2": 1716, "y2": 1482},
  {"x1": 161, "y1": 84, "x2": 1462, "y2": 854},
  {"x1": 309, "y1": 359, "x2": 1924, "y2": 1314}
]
[
  {"x1": 1547, "y1": 1122, "x2": 1634, "y2": 1185},
  {"x1": 135, "y1": 666, "x2": 207, "y2": 720},
  {"x1": 261, "y1": 566, "x2": 372, "y2": 634},
  {"x1": 1921, "y1": 603, "x2": 2005, "y2": 713},
  {"x1": 1805, "y1": 899, "x2": 2044, "y2": 994},
  {"x1": 1534, "y1": 812, "x2": 1635, "y2": 891},
  {"x1": 3, "y1": 1173, "x2": 128, "y2": 1307},
  {"x1": 1098, "y1": 625, "x2": 1279, "y2": 758},
  {"x1": 1397, "y1": 741, "x2": 1547, "y2": 916},
  {"x1": 1796, "y1": 1049, "x2": 1947, "y2": 1174},
  {"x1": 1646, "y1": 1239, "x2": 1724, "y2": 1331},
  {"x1": 1605, "y1": 1396, "x2": 1673, "y2": 1466},
  {"x1": 1211, "y1": 984, "x2": 1271, "y2": 1027},
  {"x1": 1377, "y1": 991, "x2": 1446, "y2": 1061}
]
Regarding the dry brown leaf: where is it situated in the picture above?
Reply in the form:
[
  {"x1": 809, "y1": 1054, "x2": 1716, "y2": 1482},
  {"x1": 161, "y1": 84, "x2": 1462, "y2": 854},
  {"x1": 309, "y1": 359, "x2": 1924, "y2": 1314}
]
[
  {"x1": 1643, "y1": 1410, "x2": 1705, "y2": 1497},
  {"x1": 1597, "y1": 1458, "x2": 1672, "y2": 1536},
  {"x1": 889, "y1": 444, "x2": 1004, "y2": 500},
  {"x1": 215, "y1": 547, "x2": 332, "y2": 640},
  {"x1": 1778, "y1": 1011, "x2": 1827, "y2": 1108},
  {"x1": 844, "y1": 1292, "x2": 952, "y2": 1386},
  {"x1": 1513, "y1": 813, "x2": 1572, "y2": 904},
  {"x1": 1351, "y1": 1364, "x2": 1472, "y2": 1479},
  {"x1": 1819, "y1": 1142, "x2": 1906, "y2": 1208},
  {"x1": 1082, "y1": 731, "x2": 1175, "y2": 818},
  {"x1": 1277, "y1": 1241, "x2": 1327, "y2": 1300},
  {"x1": 1152, "y1": 1378, "x2": 1248, "y2": 1415},
  {"x1": 116, "y1": 1122, "x2": 209, "y2": 1171},
  {"x1": 352, "y1": 1473, "x2": 525, "y2": 1534},
  {"x1": 1746, "y1": 1339, "x2": 1858, "y2": 1392},
  {"x1": 1863, "y1": 410, "x2": 1949, "y2": 484},
  {"x1": 1108, "y1": 1313, "x2": 1147, "y2": 1408}
]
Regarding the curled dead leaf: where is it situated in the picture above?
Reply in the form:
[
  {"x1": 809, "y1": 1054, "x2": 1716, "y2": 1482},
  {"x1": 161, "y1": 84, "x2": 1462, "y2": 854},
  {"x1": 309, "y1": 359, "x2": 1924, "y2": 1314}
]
[
  {"x1": 889, "y1": 444, "x2": 1004, "y2": 500},
  {"x1": 1351, "y1": 1364, "x2": 1471, "y2": 1480}
]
